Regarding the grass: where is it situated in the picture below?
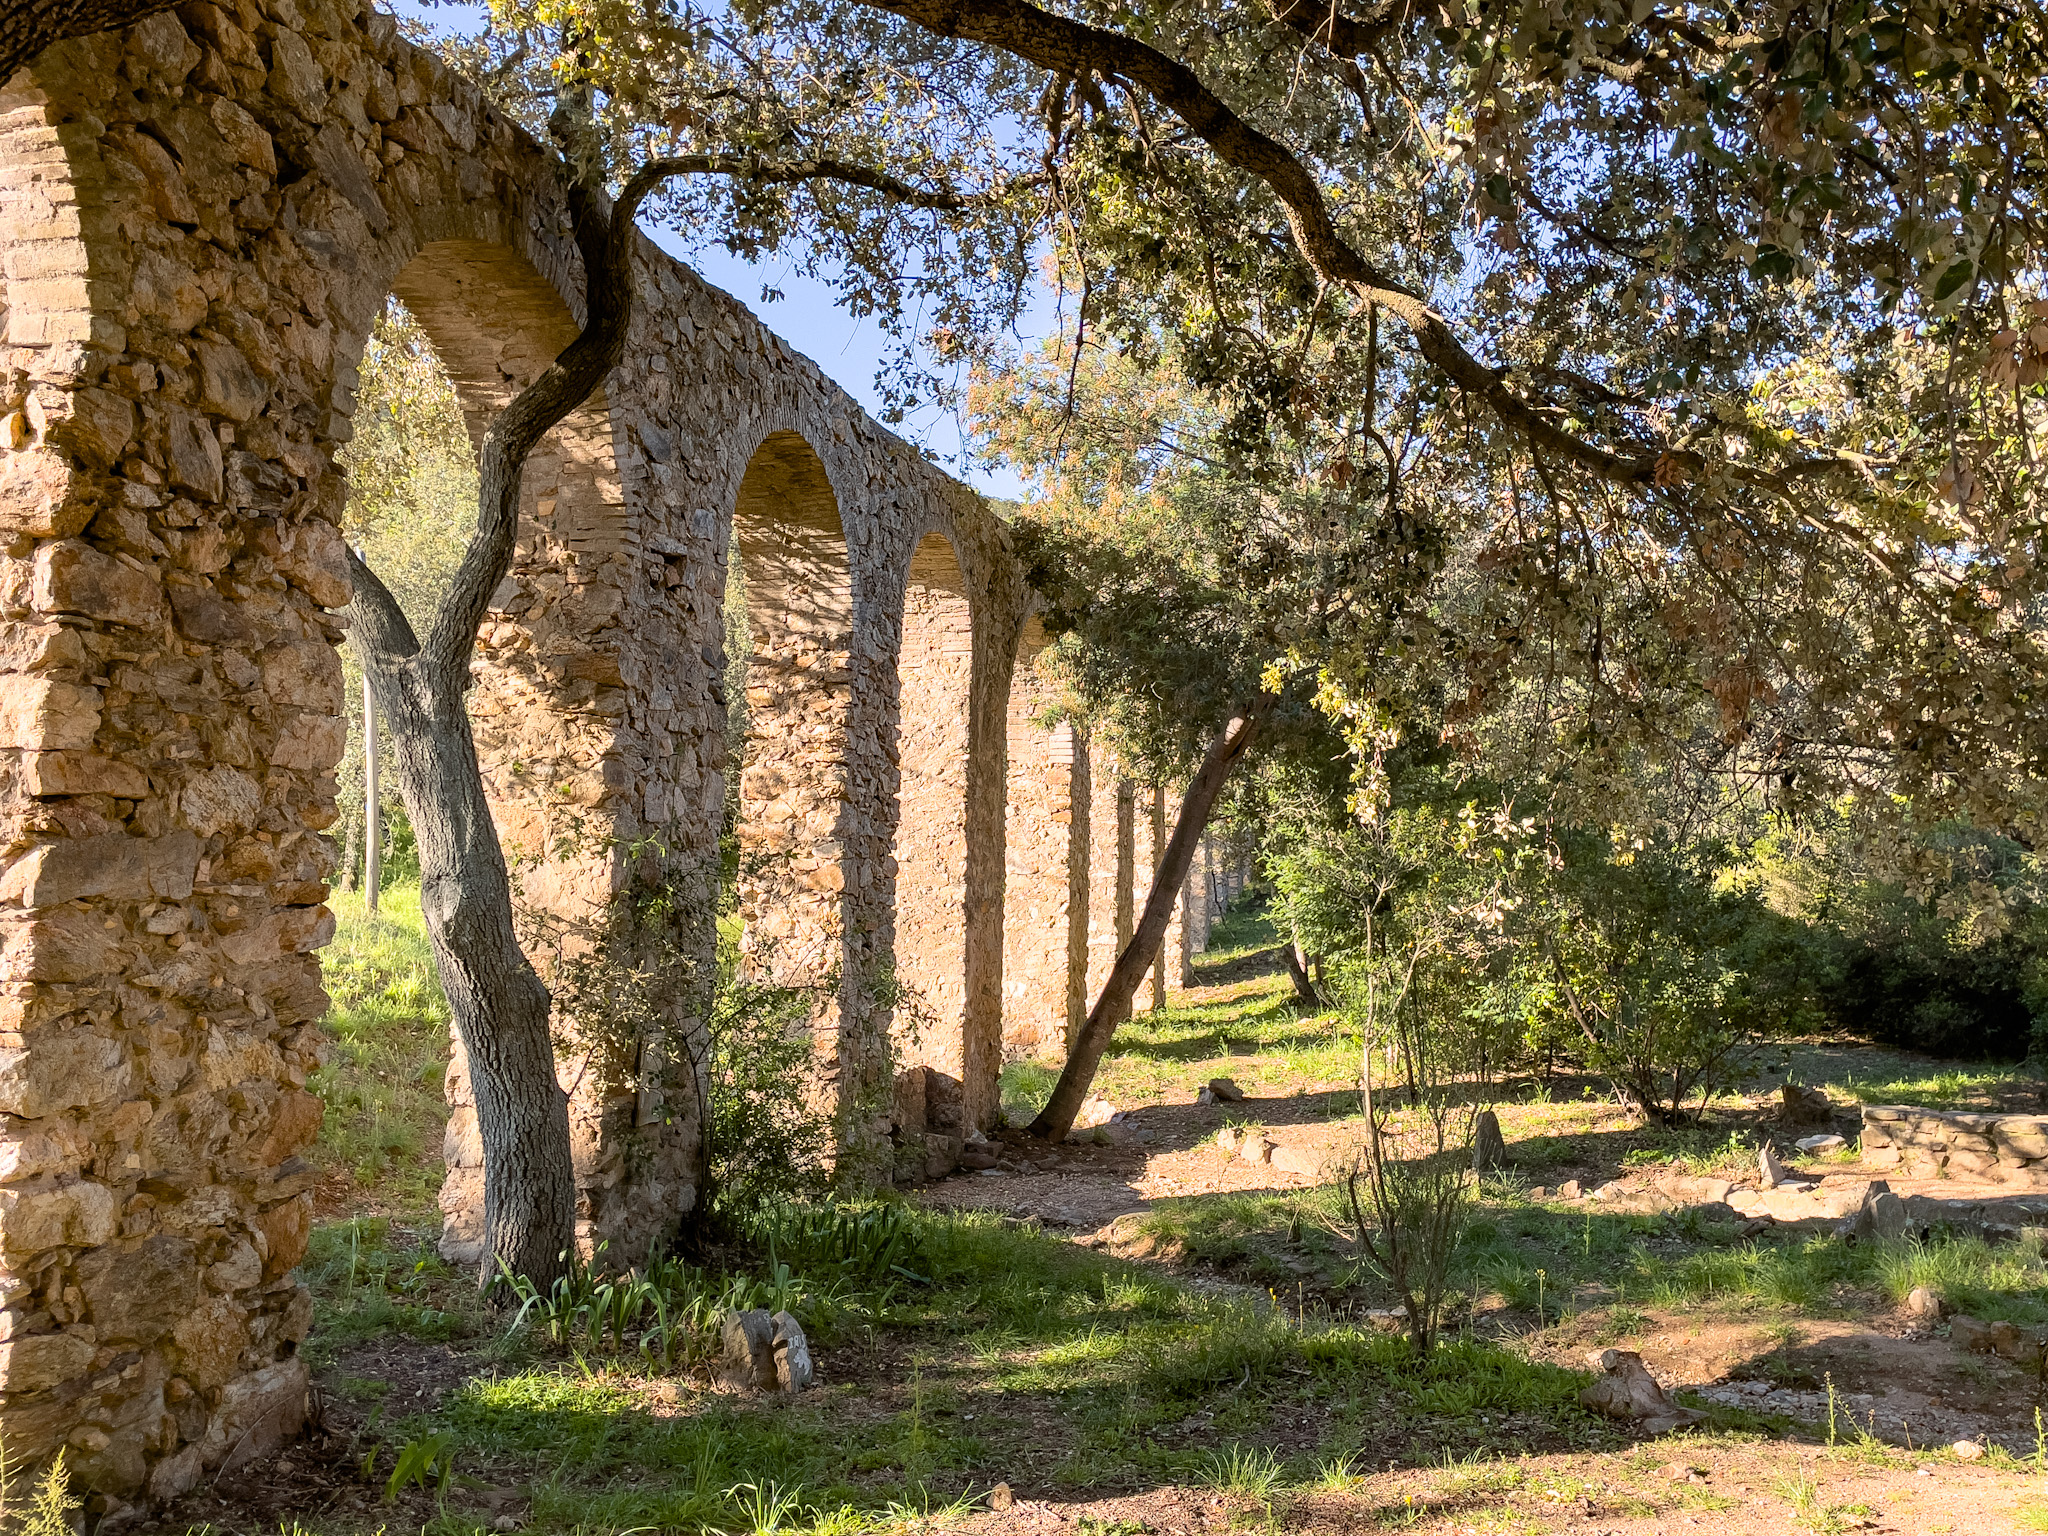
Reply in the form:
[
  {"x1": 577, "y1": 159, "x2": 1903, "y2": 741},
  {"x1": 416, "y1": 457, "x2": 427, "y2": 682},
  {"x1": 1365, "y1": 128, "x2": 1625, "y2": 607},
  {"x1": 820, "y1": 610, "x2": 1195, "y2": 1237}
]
[
  {"x1": 288, "y1": 883, "x2": 2048, "y2": 1532},
  {"x1": 1133, "y1": 1171, "x2": 2048, "y2": 1328},
  {"x1": 301, "y1": 1205, "x2": 1608, "y2": 1534},
  {"x1": 312, "y1": 884, "x2": 452, "y2": 1211},
  {"x1": 1826, "y1": 1063, "x2": 2032, "y2": 1109}
]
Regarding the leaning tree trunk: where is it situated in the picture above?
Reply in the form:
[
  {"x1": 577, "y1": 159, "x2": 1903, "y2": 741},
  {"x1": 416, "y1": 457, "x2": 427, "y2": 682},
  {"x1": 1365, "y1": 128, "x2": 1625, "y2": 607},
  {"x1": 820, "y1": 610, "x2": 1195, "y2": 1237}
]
[
  {"x1": 1027, "y1": 695, "x2": 1277, "y2": 1141},
  {"x1": 343, "y1": 171, "x2": 655, "y2": 1292}
]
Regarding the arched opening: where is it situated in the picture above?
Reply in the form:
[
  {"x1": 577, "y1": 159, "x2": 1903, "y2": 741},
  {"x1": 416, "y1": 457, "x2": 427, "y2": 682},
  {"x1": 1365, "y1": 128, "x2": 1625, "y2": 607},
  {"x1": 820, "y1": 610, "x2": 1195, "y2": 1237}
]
[
  {"x1": 336, "y1": 237, "x2": 648, "y2": 1267},
  {"x1": 724, "y1": 430, "x2": 855, "y2": 1065},
  {"x1": 1003, "y1": 617, "x2": 1088, "y2": 1058}
]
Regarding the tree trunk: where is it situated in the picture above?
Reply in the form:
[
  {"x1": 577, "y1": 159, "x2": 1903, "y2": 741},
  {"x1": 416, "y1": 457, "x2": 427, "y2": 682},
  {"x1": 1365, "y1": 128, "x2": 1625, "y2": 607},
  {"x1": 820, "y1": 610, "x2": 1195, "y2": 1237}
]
[
  {"x1": 368, "y1": 649, "x2": 577, "y2": 1290},
  {"x1": 1281, "y1": 940, "x2": 1318, "y2": 1006},
  {"x1": 1027, "y1": 695, "x2": 1276, "y2": 1141},
  {"x1": 1148, "y1": 783, "x2": 1168, "y2": 1012},
  {"x1": 342, "y1": 170, "x2": 657, "y2": 1292}
]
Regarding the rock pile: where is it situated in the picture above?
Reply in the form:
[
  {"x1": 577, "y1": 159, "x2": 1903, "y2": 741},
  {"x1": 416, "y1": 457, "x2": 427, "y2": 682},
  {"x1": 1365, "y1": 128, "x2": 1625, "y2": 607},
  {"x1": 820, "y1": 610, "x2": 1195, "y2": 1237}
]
[{"x1": 1860, "y1": 1105, "x2": 2048, "y2": 1184}]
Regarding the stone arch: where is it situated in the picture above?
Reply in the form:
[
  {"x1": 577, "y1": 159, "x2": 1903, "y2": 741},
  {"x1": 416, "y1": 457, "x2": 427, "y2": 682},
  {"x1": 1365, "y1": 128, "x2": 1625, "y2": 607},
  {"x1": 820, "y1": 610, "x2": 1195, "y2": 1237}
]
[
  {"x1": 0, "y1": 0, "x2": 1050, "y2": 1498},
  {"x1": 725, "y1": 428, "x2": 855, "y2": 1044}
]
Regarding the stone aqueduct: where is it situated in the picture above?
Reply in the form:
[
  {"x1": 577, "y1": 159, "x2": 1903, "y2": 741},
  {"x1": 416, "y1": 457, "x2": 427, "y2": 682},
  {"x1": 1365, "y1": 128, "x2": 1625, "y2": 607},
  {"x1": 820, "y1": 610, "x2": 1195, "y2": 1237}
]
[{"x1": 0, "y1": 0, "x2": 1246, "y2": 1502}]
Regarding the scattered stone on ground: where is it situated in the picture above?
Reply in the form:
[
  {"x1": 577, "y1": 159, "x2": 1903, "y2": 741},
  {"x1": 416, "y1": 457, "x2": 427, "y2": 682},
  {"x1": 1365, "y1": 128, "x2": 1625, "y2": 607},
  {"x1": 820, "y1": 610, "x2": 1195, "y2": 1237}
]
[
  {"x1": 1781, "y1": 1081, "x2": 1836, "y2": 1125},
  {"x1": 1206, "y1": 1077, "x2": 1246, "y2": 1103},
  {"x1": 717, "y1": 1309, "x2": 817, "y2": 1392},
  {"x1": 1796, "y1": 1133, "x2": 1848, "y2": 1153},
  {"x1": 1074, "y1": 1097, "x2": 1116, "y2": 1130},
  {"x1": 1759, "y1": 1141, "x2": 1790, "y2": 1188},
  {"x1": 1578, "y1": 1349, "x2": 1704, "y2": 1435},
  {"x1": 1906, "y1": 1285, "x2": 1946, "y2": 1321},
  {"x1": 771, "y1": 1310, "x2": 814, "y2": 1390}
]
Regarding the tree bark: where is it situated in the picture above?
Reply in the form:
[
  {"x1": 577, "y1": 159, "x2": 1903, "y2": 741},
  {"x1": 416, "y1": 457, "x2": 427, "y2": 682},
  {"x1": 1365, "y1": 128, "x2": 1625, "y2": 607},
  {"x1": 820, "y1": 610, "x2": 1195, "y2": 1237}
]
[
  {"x1": 343, "y1": 167, "x2": 661, "y2": 1292},
  {"x1": 1027, "y1": 695, "x2": 1276, "y2": 1141},
  {"x1": 1281, "y1": 940, "x2": 1318, "y2": 1006}
]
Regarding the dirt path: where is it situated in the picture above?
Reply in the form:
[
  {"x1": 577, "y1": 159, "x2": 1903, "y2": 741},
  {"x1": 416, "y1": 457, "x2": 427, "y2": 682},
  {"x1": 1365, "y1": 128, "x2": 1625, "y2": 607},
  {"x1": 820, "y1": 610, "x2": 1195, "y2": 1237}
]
[
  {"x1": 921, "y1": 952, "x2": 2048, "y2": 1462},
  {"x1": 943, "y1": 1443, "x2": 2045, "y2": 1535}
]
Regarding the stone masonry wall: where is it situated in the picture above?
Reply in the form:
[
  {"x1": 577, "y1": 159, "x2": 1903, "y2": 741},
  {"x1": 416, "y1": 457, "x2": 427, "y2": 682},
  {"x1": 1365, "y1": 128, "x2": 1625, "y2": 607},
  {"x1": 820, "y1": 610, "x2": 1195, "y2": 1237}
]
[
  {"x1": 0, "y1": 0, "x2": 1036, "y2": 1503},
  {"x1": 1001, "y1": 619, "x2": 1081, "y2": 1058},
  {"x1": 1860, "y1": 1105, "x2": 2048, "y2": 1188}
]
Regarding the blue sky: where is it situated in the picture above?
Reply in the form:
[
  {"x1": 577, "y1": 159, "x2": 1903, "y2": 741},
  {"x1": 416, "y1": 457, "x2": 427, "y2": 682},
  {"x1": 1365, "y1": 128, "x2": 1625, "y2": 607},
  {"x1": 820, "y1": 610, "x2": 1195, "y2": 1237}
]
[{"x1": 392, "y1": 0, "x2": 1039, "y2": 499}]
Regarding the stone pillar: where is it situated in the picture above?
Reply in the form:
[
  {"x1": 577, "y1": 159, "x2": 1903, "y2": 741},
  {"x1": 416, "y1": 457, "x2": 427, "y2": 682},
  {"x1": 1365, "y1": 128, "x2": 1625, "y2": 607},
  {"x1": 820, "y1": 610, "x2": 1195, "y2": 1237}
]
[
  {"x1": 0, "y1": 44, "x2": 343, "y2": 1503},
  {"x1": 1185, "y1": 835, "x2": 1211, "y2": 957},
  {"x1": 1001, "y1": 620, "x2": 1082, "y2": 1058},
  {"x1": 890, "y1": 533, "x2": 972, "y2": 1167},
  {"x1": 1081, "y1": 735, "x2": 1121, "y2": 1019}
]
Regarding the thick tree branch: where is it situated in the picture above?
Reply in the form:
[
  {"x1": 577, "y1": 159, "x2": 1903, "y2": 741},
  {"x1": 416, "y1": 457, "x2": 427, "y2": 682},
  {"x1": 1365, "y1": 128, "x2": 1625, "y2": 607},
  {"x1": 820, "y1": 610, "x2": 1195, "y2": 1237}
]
[
  {"x1": 340, "y1": 546, "x2": 422, "y2": 670},
  {"x1": 858, "y1": 0, "x2": 1861, "y2": 498},
  {"x1": 635, "y1": 151, "x2": 1024, "y2": 210}
]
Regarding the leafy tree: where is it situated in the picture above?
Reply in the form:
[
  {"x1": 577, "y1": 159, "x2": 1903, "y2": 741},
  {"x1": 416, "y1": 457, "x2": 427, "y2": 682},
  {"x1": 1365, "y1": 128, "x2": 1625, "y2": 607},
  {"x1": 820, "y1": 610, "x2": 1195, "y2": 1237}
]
[
  {"x1": 987, "y1": 340, "x2": 1414, "y2": 1137},
  {"x1": 503, "y1": 0, "x2": 2048, "y2": 846}
]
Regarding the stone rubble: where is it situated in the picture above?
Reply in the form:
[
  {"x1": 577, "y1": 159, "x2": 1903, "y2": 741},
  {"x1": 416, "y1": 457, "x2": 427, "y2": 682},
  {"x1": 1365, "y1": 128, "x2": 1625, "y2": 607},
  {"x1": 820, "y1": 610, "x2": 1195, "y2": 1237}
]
[{"x1": 1859, "y1": 1104, "x2": 2048, "y2": 1186}]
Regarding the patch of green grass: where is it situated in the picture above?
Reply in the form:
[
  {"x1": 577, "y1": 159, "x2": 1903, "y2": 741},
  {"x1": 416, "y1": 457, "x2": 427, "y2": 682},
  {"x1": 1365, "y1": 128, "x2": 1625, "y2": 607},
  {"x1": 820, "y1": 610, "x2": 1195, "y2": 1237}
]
[
  {"x1": 313, "y1": 883, "x2": 451, "y2": 1210},
  {"x1": 1870, "y1": 1234, "x2": 2048, "y2": 1326},
  {"x1": 301, "y1": 1217, "x2": 478, "y2": 1368},
  {"x1": 1001, "y1": 1058, "x2": 1059, "y2": 1125},
  {"x1": 1830, "y1": 1064, "x2": 2030, "y2": 1109},
  {"x1": 303, "y1": 1202, "x2": 1607, "y2": 1534}
]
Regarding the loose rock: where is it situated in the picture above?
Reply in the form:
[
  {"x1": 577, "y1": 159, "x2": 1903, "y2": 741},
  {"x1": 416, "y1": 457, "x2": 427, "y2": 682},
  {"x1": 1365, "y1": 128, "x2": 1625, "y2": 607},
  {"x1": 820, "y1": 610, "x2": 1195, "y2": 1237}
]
[
  {"x1": 1207, "y1": 1077, "x2": 1247, "y2": 1103},
  {"x1": 720, "y1": 1310, "x2": 780, "y2": 1392},
  {"x1": 1579, "y1": 1349, "x2": 1704, "y2": 1435},
  {"x1": 771, "y1": 1310, "x2": 813, "y2": 1390},
  {"x1": 1781, "y1": 1082, "x2": 1835, "y2": 1125}
]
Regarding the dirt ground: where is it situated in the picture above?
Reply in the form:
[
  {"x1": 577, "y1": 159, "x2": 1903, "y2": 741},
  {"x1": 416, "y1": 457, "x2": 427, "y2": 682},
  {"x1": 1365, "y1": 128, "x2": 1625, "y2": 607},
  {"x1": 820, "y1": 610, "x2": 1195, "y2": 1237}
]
[
  {"x1": 918, "y1": 951, "x2": 2048, "y2": 1470},
  {"x1": 943, "y1": 1444, "x2": 2045, "y2": 1535},
  {"x1": 143, "y1": 940, "x2": 2048, "y2": 1534}
]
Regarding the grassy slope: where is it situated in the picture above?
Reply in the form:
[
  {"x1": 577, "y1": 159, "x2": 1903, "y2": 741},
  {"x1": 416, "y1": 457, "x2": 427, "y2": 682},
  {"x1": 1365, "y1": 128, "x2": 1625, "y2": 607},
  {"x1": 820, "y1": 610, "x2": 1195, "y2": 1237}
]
[
  {"x1": 290, "y1": 890, "x2": 2048, "y2": 1535},
  {"x1": 313, "y1": 884, "x2": 451, "y2": 1214}
]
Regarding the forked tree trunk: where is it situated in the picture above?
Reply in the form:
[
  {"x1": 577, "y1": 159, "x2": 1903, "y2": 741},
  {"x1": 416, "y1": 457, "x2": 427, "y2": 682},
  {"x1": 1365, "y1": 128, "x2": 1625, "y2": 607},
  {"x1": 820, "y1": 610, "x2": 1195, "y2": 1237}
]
[
  {"x1": 1027, "y1": 694, "x2": 1277, "y2": 1141},
  {"x1": 340, "y1": 148, "x2": 970, "y2": 1286},
  {"x1": 344, "y1": 172, "x2": 659, "y2": 1292}
]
